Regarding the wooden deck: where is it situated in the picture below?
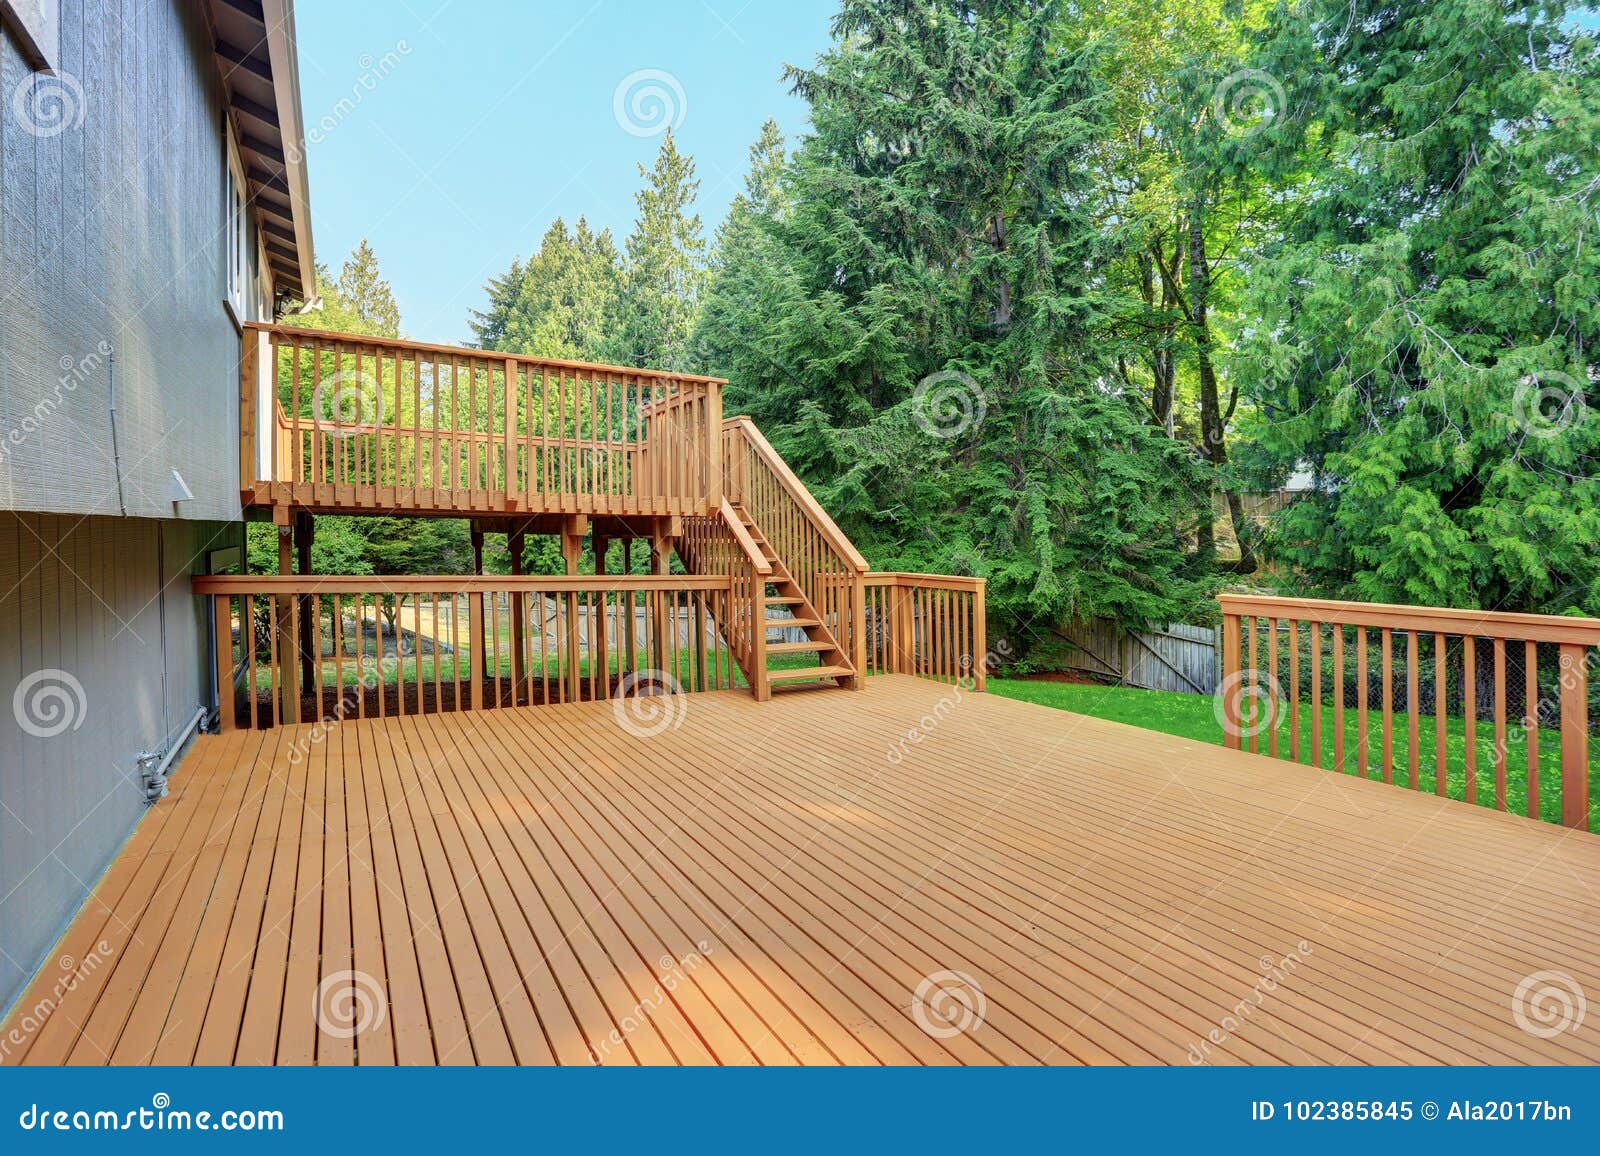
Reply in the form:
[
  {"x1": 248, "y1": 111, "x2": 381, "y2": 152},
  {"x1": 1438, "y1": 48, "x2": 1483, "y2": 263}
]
[{"x1": 5, "y1": 675, "x2": 1599, "y2": 1065}]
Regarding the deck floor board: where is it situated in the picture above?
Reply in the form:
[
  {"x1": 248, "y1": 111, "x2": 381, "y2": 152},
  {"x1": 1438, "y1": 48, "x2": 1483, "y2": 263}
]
[{"x1": 6, "y1": 676, "x2": 1598, "y2": 1066}]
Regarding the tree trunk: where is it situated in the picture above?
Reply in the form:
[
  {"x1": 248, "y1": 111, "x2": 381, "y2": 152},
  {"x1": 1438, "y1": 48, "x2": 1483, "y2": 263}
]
[{"x1": 1188, "y1": 208, "x2": 1256, "y2": 573}]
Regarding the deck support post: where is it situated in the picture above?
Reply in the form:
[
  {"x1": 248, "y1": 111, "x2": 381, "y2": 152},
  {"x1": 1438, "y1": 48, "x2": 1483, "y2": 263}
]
[
  {"x1": 891, "y1": 582, "x2": 914, "y2": 676},
  {"x1": 470, "y1": 526, "x2": 486, "y2": 683},
  {"x1": 593, "y1": 535, "x2": 610, "y2": 698},
  {"x1": 971, "y1": 580, "x2": 987, "y2": 692},
  {"x1": 562, "y1": 516, "x2": 584, "y2": 702},
  {"x1": 650, "y1": 522, "x2": 671, "y2": 682},
  {"x1": 1221, "y1": 612, "x2": 1242, "y2": 749},
  {"x1": 622, "y1": 539, "x2": 637, "y2": 681},
  {"x1": 275, "y1": 516, "x2": 300, "y2": 724},
  {"x1": 294, "y1": 512, "x2": 316, "y2": 703},
  {"x1": 508, "y1": 529, "x2": 526, "y2": 705}
]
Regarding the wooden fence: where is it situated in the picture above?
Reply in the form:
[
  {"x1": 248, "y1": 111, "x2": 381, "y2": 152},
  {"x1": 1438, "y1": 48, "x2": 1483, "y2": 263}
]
[
  {"x1": 1219, "y1": 594, "x2": 1596, "y2": 831},
  {"x1": 1053, "y1": 618, "x2": 1220, "y2": 694}
]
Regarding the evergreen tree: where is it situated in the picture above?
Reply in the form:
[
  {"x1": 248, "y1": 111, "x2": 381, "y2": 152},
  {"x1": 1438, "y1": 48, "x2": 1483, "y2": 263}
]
[
  {"x1": 692, "y1": 119, "x2": 789, "y2": 386},
  {"x1": 609, "y1": 130, "x2": 707, "y2": 371},
  {"x1": 470, "y1": 217, "x2": 621, "y2": 360},
  {"x1": 1240, "y1": 0, "x2": 1600, "y2": 613},
  {"x1": 287, "y1": 238, "x2": 401, "y2": 338},
  {"x1": 716, "y1": 0, "x2": 1215, "y2": 650}
]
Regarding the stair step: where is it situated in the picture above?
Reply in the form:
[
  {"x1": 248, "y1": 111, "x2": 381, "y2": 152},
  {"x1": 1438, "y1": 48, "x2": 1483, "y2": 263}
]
[
  {"x1": 767, "y1": 664, "x2": 854, "y2": 683},
  {"x1": 766, "y1": 617, "x2": 821, "y2": 629},
  {"x1": 764, "y1": 595, "x2": 805, "y2": 605},
  {"x1": 767, "y1": 640, "x2": 833, "y2": 654}
]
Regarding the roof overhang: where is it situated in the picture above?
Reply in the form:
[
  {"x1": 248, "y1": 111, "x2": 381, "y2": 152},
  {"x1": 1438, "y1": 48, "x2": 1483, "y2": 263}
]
[{"x1": 203, "y1": 0, "x2": 315, "y2": 302}]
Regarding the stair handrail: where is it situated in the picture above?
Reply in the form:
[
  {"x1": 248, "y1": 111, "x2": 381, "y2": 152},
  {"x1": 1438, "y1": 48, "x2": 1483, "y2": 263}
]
[
  {"x1": 723, "y1": 417, "x2": 869, "y2": 573},
  {"x1": 719, "y1": 498, "x2": 772, "y2": 576}
]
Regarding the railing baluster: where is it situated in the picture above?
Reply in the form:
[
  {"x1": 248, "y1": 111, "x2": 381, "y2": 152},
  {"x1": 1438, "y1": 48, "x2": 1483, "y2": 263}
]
[
  {"x1": 1525, "y1": 639, "x2": 1540, "y2": 819},
  {"x1": 1354, "y1": 626, "x2": 1368, "y2": 776},
  {"x1": 1558, "y1": 643, "x2": 1589, "y2": 830},
  {"x1": 1463, "y1": 636, "x2": 1477, "y2": 804},
  {"x1": 1435, "y1": 632, "x2": 1448, "y2": 796},
  {"x1": 1332, "y1": 623, "x2": 1345, "y2": 771},
  {"x1": 1406, "y1": 630, "x2": 1420, "y2": 790}
]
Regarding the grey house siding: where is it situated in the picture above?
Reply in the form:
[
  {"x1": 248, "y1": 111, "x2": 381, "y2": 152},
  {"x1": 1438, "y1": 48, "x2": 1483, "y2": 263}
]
[
  {"x1": 0, "y1": 512, "x2": 240, "y2": 1014},
  {"x1": 0, "y1": 2, "x2": 261, "y2": 1015},
  {"x1": 0, "y1": 0, "x2": 246, "y2": 522}
]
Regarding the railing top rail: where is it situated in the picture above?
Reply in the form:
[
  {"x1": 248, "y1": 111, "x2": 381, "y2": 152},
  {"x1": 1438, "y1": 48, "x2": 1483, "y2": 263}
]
[
  {"x1": 1218, "y1": 593, "x2": 1600, "y2": 647},
  {"x1": 861, "y1": 572, "x2": 986, "y2": 591},
  {"x1": 726, "y1": 416, "x2": 870, "y2": 573},
  {"x1": 195, "y1": 574, "x2": 731, "y2": 596},
  {"x1": 717, "y1": 499, "x2": 773, "y2": 576},
  {"x1": 246, "y1": 320, "x2": 729, "y2": 387}
]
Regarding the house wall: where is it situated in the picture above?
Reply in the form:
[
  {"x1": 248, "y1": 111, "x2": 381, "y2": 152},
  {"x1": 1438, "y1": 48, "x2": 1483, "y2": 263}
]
[
  {"x1": 0, "y1": 512, "x2": 241, "y2": 1013},
  {"x1": 0, "y1": 2, "x2": 263, "y2": 1014},
  {"x1": 0, "y1": 0, "x2": 264, "y2": 522}
]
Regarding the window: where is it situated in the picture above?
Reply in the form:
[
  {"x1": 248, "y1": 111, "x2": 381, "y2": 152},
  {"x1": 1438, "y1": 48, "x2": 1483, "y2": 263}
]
[{"x1": 224, "y1": 119, "x2": 249, "y2": 319}]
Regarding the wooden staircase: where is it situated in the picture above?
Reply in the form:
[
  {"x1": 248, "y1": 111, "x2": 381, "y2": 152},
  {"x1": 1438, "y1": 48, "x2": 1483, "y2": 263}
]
[{"x1": 732, "y1": 503, "x2": 858, "y2": 694}]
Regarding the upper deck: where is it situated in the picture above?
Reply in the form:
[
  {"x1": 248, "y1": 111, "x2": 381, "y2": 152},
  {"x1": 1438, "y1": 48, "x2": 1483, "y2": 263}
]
[{"x1": 240, "y1": 322, "x2": 725, "y2": 519}]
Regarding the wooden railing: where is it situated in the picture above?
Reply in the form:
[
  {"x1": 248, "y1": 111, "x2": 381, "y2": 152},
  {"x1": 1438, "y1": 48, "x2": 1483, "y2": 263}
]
[
  {"x1": 196, "y1": 573, "x2": 746, "y2": 730},
  {"x1": 678, "y1": 503, "x2": 773, "y2": 690},
  {"x1": 723, "y1": 416, "x2": 867, "y2": 676},
  {"x1": 1219, "y1": 594, "x2": 1596, "y2": 831},
  {"x1": 242, "y1": 322, "x2": 723, "y2": 516},
  {"x1": 860, "y1": 573, "x2": 988, "y2": 688}
]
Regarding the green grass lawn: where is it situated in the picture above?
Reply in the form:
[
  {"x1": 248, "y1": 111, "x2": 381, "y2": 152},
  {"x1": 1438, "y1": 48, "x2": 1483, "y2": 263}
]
[{"x1": 989, "y1": 677, "x2": 1598, "y2": 830}]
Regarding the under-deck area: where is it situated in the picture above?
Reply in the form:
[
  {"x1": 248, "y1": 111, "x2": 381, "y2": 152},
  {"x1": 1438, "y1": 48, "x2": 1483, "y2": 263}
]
[{"x1": 5, "y1": 676, "x2": 1598, "y2": 1065}]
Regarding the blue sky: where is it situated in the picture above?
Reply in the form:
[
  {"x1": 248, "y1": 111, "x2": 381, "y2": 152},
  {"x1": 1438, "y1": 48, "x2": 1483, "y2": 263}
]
[{"x1": 293, "y1": 1, "x2": 838, "y2": 343}]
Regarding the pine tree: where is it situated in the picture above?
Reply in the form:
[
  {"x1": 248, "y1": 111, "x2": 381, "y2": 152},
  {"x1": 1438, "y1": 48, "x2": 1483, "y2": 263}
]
[
  {"x1": 715, "y1": 0, "x2": 1215, "y2": 649},
  {"x1": 470, "y1": 218, "x2": 621, "y2": 361},
  {"x1": 692, "y1": 119, "x2": 788, "y2": 384},
  {"x1": 610, "y1": 130, "x2": 706, "y2": 371},
  {"x1": 1240, "y1": 0, "x2": 1600, "y2": 613}
]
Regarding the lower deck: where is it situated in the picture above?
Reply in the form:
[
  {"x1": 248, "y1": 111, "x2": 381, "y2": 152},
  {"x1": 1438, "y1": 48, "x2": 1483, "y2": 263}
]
[{"x1": 5, "y1": 676, "x2": 1598, "y2": 1065}]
